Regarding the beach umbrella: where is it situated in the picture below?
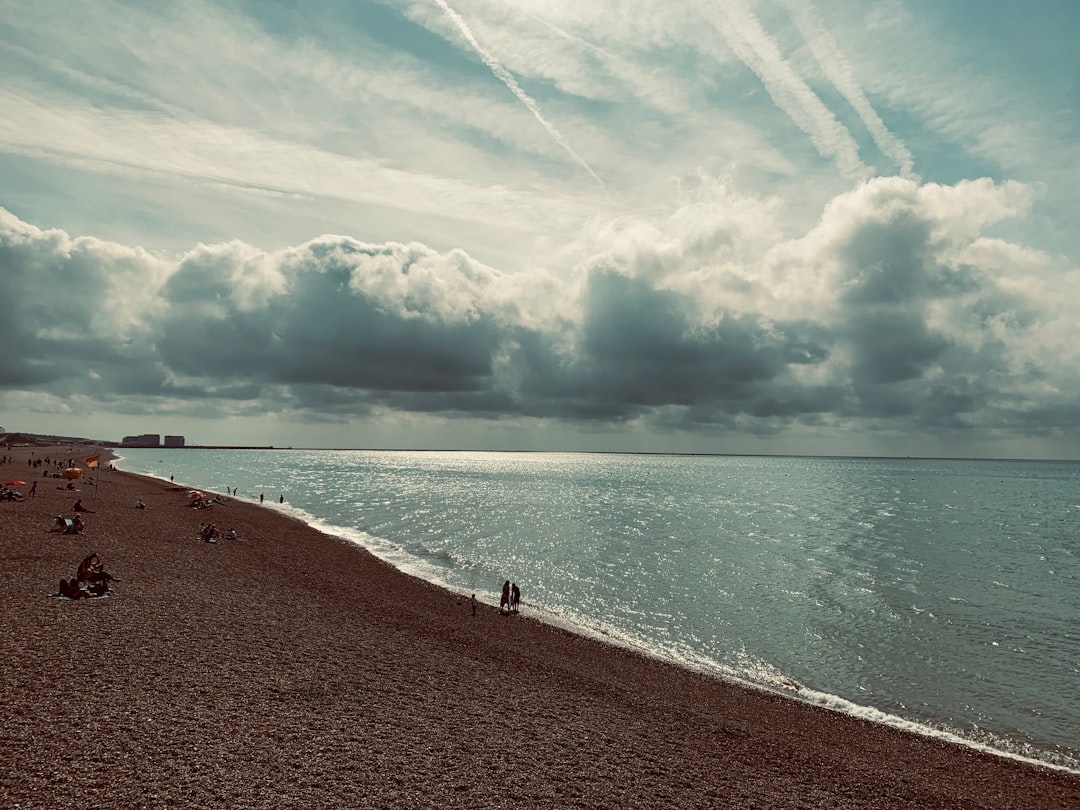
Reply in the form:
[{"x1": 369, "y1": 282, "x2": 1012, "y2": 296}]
[
  {"x1": 3, "y1": 480, "x2": 26, "y2": 486},
  {"x1": 188, "y1": 491, "x2": 204, "y2": 499}
]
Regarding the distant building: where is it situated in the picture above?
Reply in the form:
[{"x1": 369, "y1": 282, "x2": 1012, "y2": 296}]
[
  {"x1": 163, "y1": 435, "x2": 186, "y2": 448},
  {"x1": 121, "y1": 434, "x2": 161, "y2": 447}
]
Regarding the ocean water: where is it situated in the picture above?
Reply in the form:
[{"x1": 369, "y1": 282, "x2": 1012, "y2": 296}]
[{"x1": 115, "y1": 449, "x2": 1080, "y2": 771}]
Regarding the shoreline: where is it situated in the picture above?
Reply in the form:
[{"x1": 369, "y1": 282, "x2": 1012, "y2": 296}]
[
  {"x1": 2, "y1": 445, "x2": 1078, "y2": 808},
  {"x1": 114, "y1": 449, "x2": 1080, "y2": 775}
]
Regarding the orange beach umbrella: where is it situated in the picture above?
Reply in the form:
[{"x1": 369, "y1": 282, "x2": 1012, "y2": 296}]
[{"x1": 3, "y1": 480, "x2": 26, "y2": 486}]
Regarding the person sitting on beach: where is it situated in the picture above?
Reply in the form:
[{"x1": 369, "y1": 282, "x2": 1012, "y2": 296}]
[
  {"x1": 134, "y1": 498, "x2": 146, "y2": 509},
  {"x1": 72, "y1": 498, "x2": 94, "y2": 513},
  {"x1": 199, "y1": 523, "x2": 219, "y2": 543},
  {"x1": 57, "y1": 577, "x2": 88, "y2": 600},
  {"x1": 56, "y1": 572, "x2": 112, "y2": 599},
  {"x1": 87, "y1": 577, "x2": 110, "y2": 596},
  {"x1": 50, "y1": 515, "x2": 83, "y2": 534},
  {"x1": 81, "y1": 565, "x2": 116, "y2": 594},
  {"x1": 225, "y1": 527, "x2": 238, "y2": 540},
  {"x1": 77, "y1": 553, "x2": 102, "y2": 582}
]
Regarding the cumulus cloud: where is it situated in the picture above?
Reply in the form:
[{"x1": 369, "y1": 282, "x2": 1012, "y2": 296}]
[{"x1": 1, "y1": 174, "x2": 1075, "y2": 447}]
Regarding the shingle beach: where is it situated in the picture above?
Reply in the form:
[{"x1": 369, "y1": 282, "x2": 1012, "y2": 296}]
[{"x1": 2, "y1": 446, "x2": 1077, "y2": 809}]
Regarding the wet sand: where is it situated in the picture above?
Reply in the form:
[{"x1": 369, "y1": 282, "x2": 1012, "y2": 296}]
[{"x1": 1, "y1": 445, "x2": 1077, "y2": 808}]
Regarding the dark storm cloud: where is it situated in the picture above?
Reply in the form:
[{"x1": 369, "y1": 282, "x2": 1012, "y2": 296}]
[
  {"x1": 157, "y1": 242, "x2": 499, "y2": 394},
  {"x1": 511, "y1": 268, "x2": 832, "y2": 422},
  {"x1": 838, "y1": 212, "x2": 958, "y2": 389},
  {"x1": 822, "y1": 193, "x2": 1023, "y2": 427},
  {"x1": 0, "y1": 215, "x2": 166, "y2": 394},
  {"x1": 2, "y1": 176, "x2": 1076, "y2": 442}
]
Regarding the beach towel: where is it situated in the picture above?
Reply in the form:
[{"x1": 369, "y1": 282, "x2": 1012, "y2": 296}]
[{"x1": 49, "y1": 591, "x2": 109, "y2": 601}]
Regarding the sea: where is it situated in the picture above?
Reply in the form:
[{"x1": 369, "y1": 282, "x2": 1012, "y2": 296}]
[{"x1": 114, "y1": 448, "x2": 1080, "y2": 772}]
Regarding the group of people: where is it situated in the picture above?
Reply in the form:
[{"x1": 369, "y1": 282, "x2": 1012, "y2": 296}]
[
  {"x1": 54, "y1": 552, "x2": 116, "y2": 599},
  {"x1": 499, "y1": 580, "x2": 522, "y2": 615},
  {"x1": 198, "y1": 522, "x2": 239, "y2": 543},
  {"x1": 50, "y1": 514, "x2": 86, "y2": 534},
  {"x1": 469, "y1": 581, "x2": 524, "y2": 616},
  {"x1": 189, "y1": 495, "x2": 228, "y2": 509}
]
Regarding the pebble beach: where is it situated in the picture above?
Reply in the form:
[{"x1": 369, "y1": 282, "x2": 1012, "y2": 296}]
[{"x1": 2, "y1": 446, "x2": 1077, "y2": 809}]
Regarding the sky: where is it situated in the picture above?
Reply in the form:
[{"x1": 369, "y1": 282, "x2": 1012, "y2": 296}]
[{"x1": 2, "y1": 0, "x2": 1079, "y2": 457}]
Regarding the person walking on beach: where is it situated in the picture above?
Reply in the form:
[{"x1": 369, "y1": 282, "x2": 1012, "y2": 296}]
[
  {"x1": 500, "y1": 580, "x2": 511, "y2": 615},
  {"x1": 28, "y1": 481, "x2": 36, "y2": 499},
  {"x1": 510, "y1": 582, "x2": 520, "y2": 614},
  {"x1": 260, "y1": 493, "x2": 264, "y2": 503},
  {"x1": 471, "y1": 593, "x2": 478, "y2": 616}
]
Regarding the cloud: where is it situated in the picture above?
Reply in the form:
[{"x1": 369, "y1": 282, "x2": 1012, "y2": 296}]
[
  {"x1": 0, "y1": 87, "x2": 567, "y2": 236},
  {"x1": 428, "y1": 0, "x2": 605, "y2": 186},
  {"x1": 708, "y1": 0, "x2": 868, "y2": 177},
  {"x1": 2, "y1": 171, "x2": 1076, "y2": 451},
  {"x1": 780, "y1": 0, "x2": 916, "y2": 178},
  {"x1": 0, "y1": 208, "x2": 168, "y2": 390}
]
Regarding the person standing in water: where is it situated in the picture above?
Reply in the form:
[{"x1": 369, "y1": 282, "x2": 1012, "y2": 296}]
[{"x1": 500, "y1": 580, "x2": 511, "y2": 615}]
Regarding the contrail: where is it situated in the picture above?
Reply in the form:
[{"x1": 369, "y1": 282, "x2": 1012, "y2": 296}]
[
  {"x1": 782, "y1": 0, "x2": 916, "y2": 179},
  {"x1": 430, "y1": 0, "x2": 605, "y2": 187},
  {"x1": 525, "y1": 12, "x2": 689, "y2": 117},
  {"x1": 712, "y1": 0, "x2": 868, "y2": 178}
]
